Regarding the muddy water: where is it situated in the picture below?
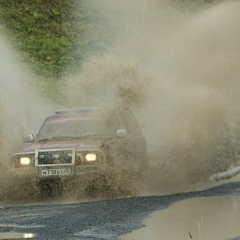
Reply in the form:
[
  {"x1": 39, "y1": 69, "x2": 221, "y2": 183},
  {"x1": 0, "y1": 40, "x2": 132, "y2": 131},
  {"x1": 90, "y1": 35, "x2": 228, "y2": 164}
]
[
  {"x1": 123, "y1": 197, "x2": 240, "y2": 240},
  {"x1": 68, "y1": 0, "x2": 240, "y2": 196}
]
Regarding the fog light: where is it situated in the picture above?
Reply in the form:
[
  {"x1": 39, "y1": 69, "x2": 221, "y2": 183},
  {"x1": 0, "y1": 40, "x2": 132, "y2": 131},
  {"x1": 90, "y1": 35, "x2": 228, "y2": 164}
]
[
  {"x1": 85, "y1": 153, "x2": 97, "y2": 162},
  {"x1": 20, "y1": 157, "x2": 31, "y2": 166}
]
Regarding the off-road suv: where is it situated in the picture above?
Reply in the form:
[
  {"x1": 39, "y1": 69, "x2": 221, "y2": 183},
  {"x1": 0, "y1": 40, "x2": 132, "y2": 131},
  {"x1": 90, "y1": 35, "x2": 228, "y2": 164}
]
[{"x1": 12, "y1": 107, "x2": 147, "y2": 185}]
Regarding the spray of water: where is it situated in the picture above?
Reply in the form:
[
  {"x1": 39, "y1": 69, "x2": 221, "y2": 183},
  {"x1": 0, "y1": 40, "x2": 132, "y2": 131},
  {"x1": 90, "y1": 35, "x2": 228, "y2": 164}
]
[
  {"x1": 1, "y1": 0, "x2": 240, "y2": 202},
  {"x1": 0, "y1": 32, "x2": 58, "y2": 203},
  {"x1": 66, "y1": 0, "x2": 240, "y2": 195}
]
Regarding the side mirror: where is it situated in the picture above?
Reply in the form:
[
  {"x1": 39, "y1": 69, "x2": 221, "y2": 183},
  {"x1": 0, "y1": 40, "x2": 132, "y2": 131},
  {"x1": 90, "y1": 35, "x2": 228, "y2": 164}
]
[
  {"x1": 23, "y1": 134, "x2": 34, "y2": 143},
  {"x1": 117, "y1": 129, "x2": 127, "y2": 138}
]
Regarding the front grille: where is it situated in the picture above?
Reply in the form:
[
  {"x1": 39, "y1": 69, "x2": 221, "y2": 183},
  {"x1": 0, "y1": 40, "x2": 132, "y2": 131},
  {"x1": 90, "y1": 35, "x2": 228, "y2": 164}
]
[{"x1": 37, "y1": 149, "x2": 75, "y2": 166}]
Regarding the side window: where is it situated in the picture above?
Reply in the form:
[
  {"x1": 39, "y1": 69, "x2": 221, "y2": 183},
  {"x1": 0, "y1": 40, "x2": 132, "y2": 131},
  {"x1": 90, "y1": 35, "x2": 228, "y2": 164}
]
[
  {"x1": 103, "y1": 112, "x2": 120, "y2": 134},
  {"x1": 112, "y1": 114, "x2": 120, "y2": 129},
  {"x1": 122, "y1": 109, "x2": 142, "y2": 135}
]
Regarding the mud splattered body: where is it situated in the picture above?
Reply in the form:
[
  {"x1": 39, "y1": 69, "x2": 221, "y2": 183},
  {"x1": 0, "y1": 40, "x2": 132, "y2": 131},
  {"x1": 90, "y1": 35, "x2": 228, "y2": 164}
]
[{"x1": 8, "y1": 107, "x2": 147, "y2": 201}]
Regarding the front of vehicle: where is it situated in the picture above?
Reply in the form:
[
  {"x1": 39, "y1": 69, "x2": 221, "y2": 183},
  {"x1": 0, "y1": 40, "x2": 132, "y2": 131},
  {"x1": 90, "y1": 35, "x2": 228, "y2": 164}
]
[{"x1": 12, "y1": 109, "x2": 120, "y2": 180}]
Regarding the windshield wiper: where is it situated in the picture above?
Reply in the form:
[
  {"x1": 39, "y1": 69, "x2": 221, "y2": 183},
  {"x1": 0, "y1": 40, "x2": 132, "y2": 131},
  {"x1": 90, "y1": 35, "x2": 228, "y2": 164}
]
[
  {"x1": 37, "y1": 136, "x2": 75, "y2": 142},
  {"x1": 80, "y1": 134, "x2": 108, "y2": 138}
]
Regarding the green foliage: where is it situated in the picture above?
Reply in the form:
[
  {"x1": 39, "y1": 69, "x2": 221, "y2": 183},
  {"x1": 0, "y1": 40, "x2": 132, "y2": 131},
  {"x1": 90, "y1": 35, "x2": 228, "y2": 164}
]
[{"x1": 0, "y1": 0, "x2": 106, "y2": 80}]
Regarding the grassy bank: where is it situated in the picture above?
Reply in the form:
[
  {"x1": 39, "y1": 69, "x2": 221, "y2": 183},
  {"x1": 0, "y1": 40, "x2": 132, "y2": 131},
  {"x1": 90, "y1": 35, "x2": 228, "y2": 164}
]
[{"x1": 0, "y1": 0, "x2": 223, "y2": 101}]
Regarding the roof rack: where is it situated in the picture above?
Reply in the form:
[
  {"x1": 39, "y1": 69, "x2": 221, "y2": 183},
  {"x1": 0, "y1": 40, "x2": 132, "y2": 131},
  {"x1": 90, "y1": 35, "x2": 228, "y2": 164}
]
[{"x1": 55, "y1": 108, "x2": 99, "y2": 114}]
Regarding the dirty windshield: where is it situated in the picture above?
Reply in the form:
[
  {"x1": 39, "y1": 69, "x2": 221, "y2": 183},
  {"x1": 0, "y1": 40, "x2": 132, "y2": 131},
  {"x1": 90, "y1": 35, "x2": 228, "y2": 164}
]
[{"x1": 36, "y1": 115, "x2": 117, "y2": 141}]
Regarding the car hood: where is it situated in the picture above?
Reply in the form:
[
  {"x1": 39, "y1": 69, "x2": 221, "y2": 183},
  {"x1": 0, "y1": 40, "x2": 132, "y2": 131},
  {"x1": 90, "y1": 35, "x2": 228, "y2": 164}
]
[{"x1": 22, "y1": 137, "x2": 112, "y2": 153}]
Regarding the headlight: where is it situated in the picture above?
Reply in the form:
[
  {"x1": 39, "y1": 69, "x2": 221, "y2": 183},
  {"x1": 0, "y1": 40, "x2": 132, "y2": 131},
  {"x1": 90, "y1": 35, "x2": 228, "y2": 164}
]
[
  {"x1": 20, "y1": 157, "x2": 31, "y2": 166},
  {"x1": 85, "y1": 153, "x2": 97, "y2": 162}
]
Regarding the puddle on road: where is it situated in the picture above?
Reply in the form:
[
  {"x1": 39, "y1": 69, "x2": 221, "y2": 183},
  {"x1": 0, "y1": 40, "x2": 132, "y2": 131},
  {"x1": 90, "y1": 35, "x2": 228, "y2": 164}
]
[
  {"x1": 123, "y1": 197, "x2": 240, "y2": 240},
  {"x1": 0, "y1": 232, "x2": 35, "y2": 239}
]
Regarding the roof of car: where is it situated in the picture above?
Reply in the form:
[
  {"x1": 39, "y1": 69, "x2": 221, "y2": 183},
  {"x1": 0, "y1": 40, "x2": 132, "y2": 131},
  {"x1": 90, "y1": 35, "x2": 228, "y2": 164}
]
[
  {"x1": 43, "y1": 108, "x2": 99, "y2": 121},
  {"x1": 45, "y1": 106, "x2": 132, "y2": 123},
  {"x1": 55, "y1": 108, "x2": 99, "y2": 114},
  {"x1": 45, "y1": 107, "x2": 113, "y2": 120}
]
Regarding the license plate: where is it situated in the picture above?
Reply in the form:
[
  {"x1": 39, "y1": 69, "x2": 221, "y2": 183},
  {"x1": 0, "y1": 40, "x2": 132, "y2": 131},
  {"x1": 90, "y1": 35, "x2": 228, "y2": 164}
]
[{"x1": 41, "y1": 168, "x2": 72, "y2": 177}]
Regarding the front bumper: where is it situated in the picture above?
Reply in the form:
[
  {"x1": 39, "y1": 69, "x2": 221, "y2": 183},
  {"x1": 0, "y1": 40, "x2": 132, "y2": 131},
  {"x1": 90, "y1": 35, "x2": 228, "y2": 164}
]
[{"x1": 13, "y1": 148, "x2": 106, "y2": 180}]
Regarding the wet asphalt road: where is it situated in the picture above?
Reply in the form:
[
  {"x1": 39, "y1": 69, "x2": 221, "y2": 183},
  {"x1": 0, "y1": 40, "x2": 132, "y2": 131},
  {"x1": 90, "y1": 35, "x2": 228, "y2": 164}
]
[{"x1": 1, "y1": 181, "x2": 240, "y2": 240}]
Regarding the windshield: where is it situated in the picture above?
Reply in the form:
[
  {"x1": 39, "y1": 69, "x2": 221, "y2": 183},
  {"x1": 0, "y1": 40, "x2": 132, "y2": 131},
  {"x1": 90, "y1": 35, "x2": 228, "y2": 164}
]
[{"x1": 36, "y1": 116, "x2": 117, "y2": 141}]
